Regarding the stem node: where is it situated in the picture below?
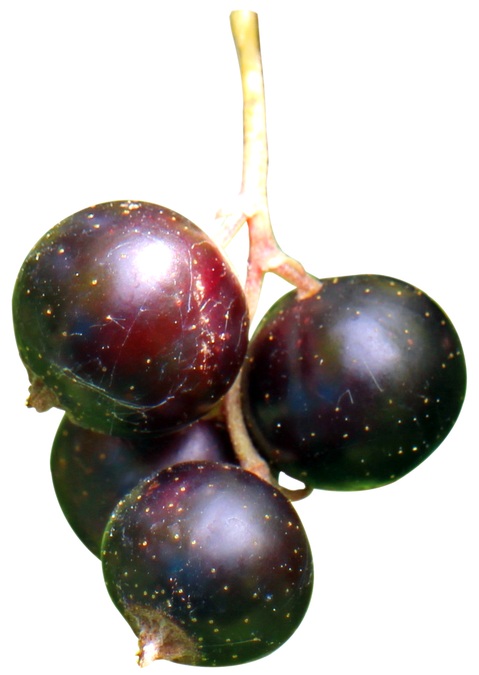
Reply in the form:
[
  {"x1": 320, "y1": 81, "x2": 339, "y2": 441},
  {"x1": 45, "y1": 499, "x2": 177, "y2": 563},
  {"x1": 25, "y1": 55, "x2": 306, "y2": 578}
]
[{"x1": 217, "y1": 11, "x2": 316, "y2": 502}]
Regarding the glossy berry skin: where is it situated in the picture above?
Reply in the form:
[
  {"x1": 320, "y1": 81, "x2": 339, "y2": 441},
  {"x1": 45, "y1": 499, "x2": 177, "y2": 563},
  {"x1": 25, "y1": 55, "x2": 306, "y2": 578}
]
[
  {"x1": 102, "y1": 461, "x2": 313, "y2": 667},
  {"x1": 242, "y1": 275, "x2": 466, "y2": 491},
  {"x1": 12, "y1": 201, "x2": 249, "y2": 437},
  {"x1": 51, "y1": 416, "x2": 236, "y2": 558}
]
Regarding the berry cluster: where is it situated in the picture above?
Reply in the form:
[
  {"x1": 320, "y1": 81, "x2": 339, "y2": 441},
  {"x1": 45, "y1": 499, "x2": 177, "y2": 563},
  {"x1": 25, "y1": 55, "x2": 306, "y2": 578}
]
[
  {"x1": 12, "y1": 200, "x2": 315, "y2": 667},
  {"x1": 12, "y1": 200, "x2": 466, "y2": 668}
]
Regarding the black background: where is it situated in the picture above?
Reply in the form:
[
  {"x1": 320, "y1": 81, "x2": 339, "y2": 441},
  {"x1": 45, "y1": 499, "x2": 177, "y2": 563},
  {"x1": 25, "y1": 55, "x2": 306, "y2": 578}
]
[{"x1": 8, "y1": 5, "x2": 471, "y2": 672}]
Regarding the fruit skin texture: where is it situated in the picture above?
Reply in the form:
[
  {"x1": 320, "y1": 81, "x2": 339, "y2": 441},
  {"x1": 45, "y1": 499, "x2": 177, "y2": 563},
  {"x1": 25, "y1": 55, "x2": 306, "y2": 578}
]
[
  {"x1": 102, "y1": 461, "x2": 313, "y2": 667},
  {"x1": 51, "y1": 416, "x2": 236, "y2": 558},
  {"x1": 242, "y1": 274, "x2": 467, "y2": 491},
  {"x1": 12, "y1": 201, "x2": 249, "y2": 437}
]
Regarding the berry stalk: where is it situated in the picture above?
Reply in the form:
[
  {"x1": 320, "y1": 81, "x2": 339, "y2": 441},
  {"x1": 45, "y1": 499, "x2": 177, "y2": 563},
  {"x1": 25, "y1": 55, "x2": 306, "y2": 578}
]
[
  {"x1": 216, "y1": 10, "x2": 321, "y2": 320},
  {"x1": 218, "y1": 10, "x2": 317, "y2": 500}
]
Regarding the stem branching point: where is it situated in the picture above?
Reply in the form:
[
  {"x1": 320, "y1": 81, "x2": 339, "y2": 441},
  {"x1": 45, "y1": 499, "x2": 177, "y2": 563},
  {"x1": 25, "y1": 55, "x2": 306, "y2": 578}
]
[{"x1": 217, "y1": 10, "x2": 317, "y2": 501}]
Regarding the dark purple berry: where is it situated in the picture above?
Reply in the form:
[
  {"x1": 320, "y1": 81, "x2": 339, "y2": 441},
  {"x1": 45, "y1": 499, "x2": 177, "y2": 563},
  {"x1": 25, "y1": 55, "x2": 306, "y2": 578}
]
[
  {"x1": 12, "y1": 201, "x2": 249, "y2": 437},
  {"x1": 51, "y1": 416, "x2": 236, "y2": 557},
  {"x1": 101, "y1": 461, "x2": 313, "y2": 667},
  {"x1": 242, "y1": 274, "x2": 466, "y2": 490}
]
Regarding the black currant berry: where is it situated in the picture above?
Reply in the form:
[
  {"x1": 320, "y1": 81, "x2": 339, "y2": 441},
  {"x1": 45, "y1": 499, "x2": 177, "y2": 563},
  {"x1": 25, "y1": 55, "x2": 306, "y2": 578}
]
[
  {"x1": 12, "y1": 201, "x2": 249, "y2": 437},
  {"x1": 242, "y1": 274, "x2": 467, "y2": 491},
  {"x1": 51, "y1": 416, "x2": 236, "y2": 557},
  {"x1": 102, "y1": 461, "x2": 313, "y2": 667}
]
